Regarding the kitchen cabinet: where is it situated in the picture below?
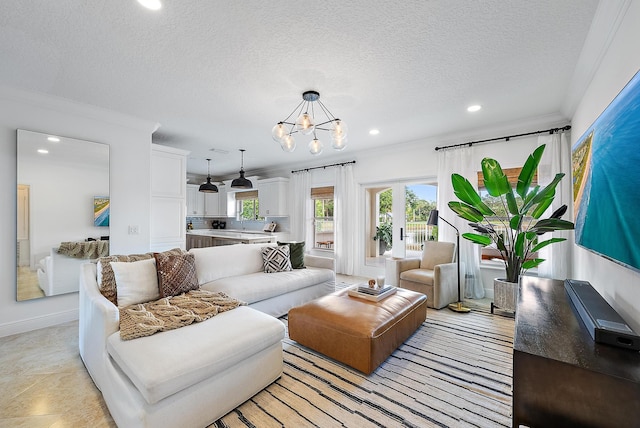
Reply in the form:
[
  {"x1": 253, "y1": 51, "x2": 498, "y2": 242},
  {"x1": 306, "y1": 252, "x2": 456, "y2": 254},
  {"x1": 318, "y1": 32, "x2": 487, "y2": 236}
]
[
  {"x1": 204, "y1": 192, "x2": 220, "y2": 216},
  {"x1": 258, "y1": 177, "x2": 289, "y2": 217},
  {"x1": 217, "y1": 185, "x2": 229, "y2": 217},
  {"x1": 186, "y1": 184, "x2": 205, "y2": 216}
]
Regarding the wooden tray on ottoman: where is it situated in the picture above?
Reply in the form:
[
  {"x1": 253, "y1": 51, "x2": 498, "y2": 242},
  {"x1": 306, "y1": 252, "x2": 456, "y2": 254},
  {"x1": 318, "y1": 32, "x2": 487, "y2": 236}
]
[{"x1": 288, "y1": 288, "x2": 427, "y2": 374}]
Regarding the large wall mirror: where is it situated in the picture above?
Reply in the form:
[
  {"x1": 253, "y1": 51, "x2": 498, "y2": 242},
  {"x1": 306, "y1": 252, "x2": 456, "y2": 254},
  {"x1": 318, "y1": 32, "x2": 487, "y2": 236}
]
[{"x1": 16, "y1": 129, "x2": 110, "y2": 301}]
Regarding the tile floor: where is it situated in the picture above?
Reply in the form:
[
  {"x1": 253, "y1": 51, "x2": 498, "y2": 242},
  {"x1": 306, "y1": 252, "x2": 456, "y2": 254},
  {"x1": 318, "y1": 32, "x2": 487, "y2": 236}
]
[{"x1": 0, "y1": 321, "x2": 115, "y2": 427}]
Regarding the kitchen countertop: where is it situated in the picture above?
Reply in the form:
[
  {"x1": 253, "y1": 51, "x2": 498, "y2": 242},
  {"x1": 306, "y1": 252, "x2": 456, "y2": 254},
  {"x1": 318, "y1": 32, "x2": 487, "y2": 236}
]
[{"x1": 187, "y1": 229, "x2": 277, "y2": 241}]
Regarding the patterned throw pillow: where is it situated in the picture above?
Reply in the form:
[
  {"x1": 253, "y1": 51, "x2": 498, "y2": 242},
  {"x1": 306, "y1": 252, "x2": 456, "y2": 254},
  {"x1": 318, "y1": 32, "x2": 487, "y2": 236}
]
[
  {"x1": 261, "y1": 245, "x2": 292, "y2": 273},
  {"x1": 154, "y1": 252, "x2": 199, "y2": 297},
  {"x1": 97, "y1": 248, "x2": 183, "y2": 305},
  {"x1": 277, "y1": 241, "x2": 306, "y2": 269}
]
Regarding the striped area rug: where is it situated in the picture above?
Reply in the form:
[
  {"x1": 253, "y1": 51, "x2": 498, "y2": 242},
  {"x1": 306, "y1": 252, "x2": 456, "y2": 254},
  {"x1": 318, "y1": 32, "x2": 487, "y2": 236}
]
[{"x1": 213, "y1": 309, "x2": 515, "y2": 428}]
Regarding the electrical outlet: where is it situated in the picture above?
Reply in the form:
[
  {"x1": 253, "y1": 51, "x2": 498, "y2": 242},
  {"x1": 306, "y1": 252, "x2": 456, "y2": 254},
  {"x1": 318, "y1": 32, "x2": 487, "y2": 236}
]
[{"x1": 128, "y1": 225, "x2": 140, "y2": 235}]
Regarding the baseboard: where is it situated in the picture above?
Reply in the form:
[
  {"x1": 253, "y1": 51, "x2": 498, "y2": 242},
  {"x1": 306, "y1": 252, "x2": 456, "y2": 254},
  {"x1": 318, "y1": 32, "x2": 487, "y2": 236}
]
[{"x1": 0, "y1": 308, "x2": 78, "y2": 338}]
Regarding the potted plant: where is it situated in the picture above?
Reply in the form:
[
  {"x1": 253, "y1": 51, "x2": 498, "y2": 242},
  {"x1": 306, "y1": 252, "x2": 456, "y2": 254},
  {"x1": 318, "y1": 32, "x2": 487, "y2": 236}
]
[
  {"x1": 373, "y1": 222, "x2": 393, "y2": 255},
  {"x1": 447, "y1": 145, "x2": 574, "y2": 307}
]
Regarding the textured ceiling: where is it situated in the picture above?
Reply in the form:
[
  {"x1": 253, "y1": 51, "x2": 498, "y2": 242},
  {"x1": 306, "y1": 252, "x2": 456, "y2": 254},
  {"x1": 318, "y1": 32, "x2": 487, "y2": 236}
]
[{"x1": 0, "y1": 0, "x2": 600, "y2": 178}]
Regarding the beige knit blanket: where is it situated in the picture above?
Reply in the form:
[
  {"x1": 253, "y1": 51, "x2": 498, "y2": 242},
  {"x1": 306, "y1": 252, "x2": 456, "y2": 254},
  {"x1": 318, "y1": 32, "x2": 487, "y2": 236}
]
[
  {"x1": 119, "y1": 290, "x2": 246, "y2": 341},
  {"x1": 58, "y1": 240, "x2": 109, "y2": 259}
]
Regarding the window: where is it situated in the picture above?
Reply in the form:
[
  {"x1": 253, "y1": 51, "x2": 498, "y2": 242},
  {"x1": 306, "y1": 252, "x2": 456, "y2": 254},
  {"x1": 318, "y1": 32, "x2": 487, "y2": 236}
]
[
  {"x1": 311, "y1": 186, "x2": 334, "y2": 250},
  {"x1": 235, "y1": 190, "x2": 263, "y2": 221},
  {"x1": 477, "y1": 167, "x2": 538, "y2": 262}
]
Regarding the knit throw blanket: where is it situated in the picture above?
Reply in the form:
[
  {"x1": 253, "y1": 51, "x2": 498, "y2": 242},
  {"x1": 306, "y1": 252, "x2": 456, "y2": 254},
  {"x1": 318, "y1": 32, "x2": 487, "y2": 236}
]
[
  {"x1": 58, "y1": 240, "x2": 109, "y2": 259},
  {"x1": 119, "y1": 290, "x2": 246, "y2": 341}
]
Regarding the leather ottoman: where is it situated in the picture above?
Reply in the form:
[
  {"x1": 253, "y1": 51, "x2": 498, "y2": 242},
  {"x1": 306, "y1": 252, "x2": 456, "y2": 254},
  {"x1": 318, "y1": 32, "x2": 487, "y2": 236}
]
[{"x1": 288, "y1": 288, "x2": 427, "y2": 374}]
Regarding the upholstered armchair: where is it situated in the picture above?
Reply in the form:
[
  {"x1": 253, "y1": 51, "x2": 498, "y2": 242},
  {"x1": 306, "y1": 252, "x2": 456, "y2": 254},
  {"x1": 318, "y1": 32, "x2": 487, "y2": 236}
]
[{"x1": 385, "y1": 241, "x2": 464, "y2": 309}]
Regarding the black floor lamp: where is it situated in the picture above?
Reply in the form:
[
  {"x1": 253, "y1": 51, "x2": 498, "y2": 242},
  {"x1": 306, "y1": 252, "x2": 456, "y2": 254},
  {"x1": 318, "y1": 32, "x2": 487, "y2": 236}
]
[{"x1": 427, "y1": 210, "x2": 470, "y2": 313}]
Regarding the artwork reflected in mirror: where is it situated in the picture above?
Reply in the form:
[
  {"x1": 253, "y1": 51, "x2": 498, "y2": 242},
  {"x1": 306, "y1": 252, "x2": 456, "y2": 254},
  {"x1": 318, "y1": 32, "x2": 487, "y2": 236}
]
[{"x1": 16, "y1": 129, "x2": 110, "y2": 301}]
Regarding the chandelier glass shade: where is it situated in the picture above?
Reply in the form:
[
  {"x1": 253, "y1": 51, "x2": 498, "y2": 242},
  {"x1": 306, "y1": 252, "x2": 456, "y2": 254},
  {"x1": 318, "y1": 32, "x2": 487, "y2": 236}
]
[
  {"x1": 198, "y1": 158, "x2": 218, "y2": 193},
  {"x1": 230, "y1": 149, "x2": 253, "y2": 189},
  {"x1": 272, "y1": 90, "x2": 348, "y2": 155}
]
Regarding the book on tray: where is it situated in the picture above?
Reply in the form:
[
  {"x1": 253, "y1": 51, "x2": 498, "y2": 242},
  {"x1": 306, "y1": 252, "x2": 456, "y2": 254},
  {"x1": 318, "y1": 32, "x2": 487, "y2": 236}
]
[{"x1": 356, "y1": 285, "x2": 394, "y2": 295}]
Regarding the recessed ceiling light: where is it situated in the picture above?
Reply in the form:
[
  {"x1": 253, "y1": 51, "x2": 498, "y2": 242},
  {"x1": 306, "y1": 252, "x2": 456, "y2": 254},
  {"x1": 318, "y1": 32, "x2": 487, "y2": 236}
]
[
  {"x1": 369, "y1": 129, "x2": 380, "y2": 135},
  {"x1": 137, "y1": 0, "x2": 162, "y2": 11},
  {"x1": 37, "y1": 149, "x2": 49, "y2": 154},
  {"x1": 47, "y1": 136, "x2": 60, "y2": 142},
  {"x1": 467, "y1": 105, "x2": 482, "y2": 113}
]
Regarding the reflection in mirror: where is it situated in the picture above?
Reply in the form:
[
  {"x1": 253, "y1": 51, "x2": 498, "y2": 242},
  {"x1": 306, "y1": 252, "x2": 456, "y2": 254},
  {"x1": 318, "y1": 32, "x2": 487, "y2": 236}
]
[{"x1": 16, "y1": 129, "x2": 110, "y2": 301}]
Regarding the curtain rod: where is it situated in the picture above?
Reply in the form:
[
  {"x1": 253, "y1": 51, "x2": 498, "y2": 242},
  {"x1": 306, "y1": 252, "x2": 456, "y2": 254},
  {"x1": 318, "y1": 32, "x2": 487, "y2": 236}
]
[
  {"x1": 434, "y1": 125, "x2": 571, "y2": 151},
  {"x1": 291, "y1": 160, "x2": 356, "y2": 174}
]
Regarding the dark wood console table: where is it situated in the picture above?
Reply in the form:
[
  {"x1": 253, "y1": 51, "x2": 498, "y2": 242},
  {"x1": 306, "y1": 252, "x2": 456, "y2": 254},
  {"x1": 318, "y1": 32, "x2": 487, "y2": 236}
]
[{"x1": 513, "y1": 276, "x2": 640, "y2": 428}]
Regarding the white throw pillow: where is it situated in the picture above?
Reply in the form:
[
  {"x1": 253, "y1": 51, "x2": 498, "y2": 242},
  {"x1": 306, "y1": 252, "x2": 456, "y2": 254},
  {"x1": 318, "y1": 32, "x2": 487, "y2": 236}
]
[{"x1": 111, "y1": 258, "x2": 160, "y2": 308}]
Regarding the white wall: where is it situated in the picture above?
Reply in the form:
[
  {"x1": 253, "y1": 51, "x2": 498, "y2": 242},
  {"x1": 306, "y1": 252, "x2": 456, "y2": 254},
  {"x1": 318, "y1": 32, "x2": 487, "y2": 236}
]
[
  {"x1": 0, "y1": 87, "x2": 157, "y2": 337},
  {"x1": 571, "y1": 1, "x2": 640, "y2": 332}
]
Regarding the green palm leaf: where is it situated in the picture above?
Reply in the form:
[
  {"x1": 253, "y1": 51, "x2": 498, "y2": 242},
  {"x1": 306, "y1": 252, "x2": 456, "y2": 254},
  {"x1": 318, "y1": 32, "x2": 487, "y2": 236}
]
[
  {"x1": 523, "y1": 258, "x2": 545, "y2": 269},
  {"x1": 451, "y1": 174, "x2": 494, "y2": 215},
  {"x1": 481, "y1": 158, "x2": 511, "y2": 196},
  {"x1": 531, "y1": 238, "x2": 566, "y2": 253},
  {"x1": 517, "y1": 145, "x2": 545, "y2": 198},
  {"x1": 461, "y1": 233, "x2": 492, "y2": 246},
  {"x1": 448, "y1": 201, "x2": 485, "y2": 222}
]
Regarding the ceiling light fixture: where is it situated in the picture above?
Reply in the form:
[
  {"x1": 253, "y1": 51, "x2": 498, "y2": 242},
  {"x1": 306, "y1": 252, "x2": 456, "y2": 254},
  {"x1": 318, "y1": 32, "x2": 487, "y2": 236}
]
[
  {"x1": 137, "y1": 0, "x2": 162, "y2": 11},
  {"x1": 47, "y1": 136, "x2": 60, "y2": 142},
  {"x1": 272, "y1": 90, "x2": 348, "y2": 155},
  {"x1": 231, "y1": 149, "x2": 252, "y2": 189},
  {"x1": 37, "y1": 149, "x2": 49, "y2": 154},
  {"x1": 198, "y1": 158, "x2": 218, "y2": 193},
  {"x1": 467, "y1": 105, "x2": 482, "y2": 112},
  {"x1": 369, "y1": 129, "x2": 380, "y2": 135}
]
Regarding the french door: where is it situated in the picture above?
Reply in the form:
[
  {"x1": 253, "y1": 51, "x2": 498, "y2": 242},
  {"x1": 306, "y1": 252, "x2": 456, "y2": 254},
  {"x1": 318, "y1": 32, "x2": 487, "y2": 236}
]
[{"x1": 365, "y1": 180, "x2": 437, "y2": 267}]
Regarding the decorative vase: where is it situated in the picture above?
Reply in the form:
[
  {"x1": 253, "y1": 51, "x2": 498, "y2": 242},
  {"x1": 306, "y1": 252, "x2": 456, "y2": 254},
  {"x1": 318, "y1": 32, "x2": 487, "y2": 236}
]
[{"x1": 491, "y1": 278, "x2": 518, "y2": 314}]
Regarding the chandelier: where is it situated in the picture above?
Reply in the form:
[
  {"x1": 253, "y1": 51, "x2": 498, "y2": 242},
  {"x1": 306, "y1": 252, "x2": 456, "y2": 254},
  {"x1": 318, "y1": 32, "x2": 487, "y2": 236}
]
[{"x1": 271, "y1": 90, "x2": 348, "y2": 155}]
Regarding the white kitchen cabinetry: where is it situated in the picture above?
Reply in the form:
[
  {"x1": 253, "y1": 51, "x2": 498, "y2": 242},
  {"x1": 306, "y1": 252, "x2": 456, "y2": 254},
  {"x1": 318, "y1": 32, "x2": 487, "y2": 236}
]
[
  {"x1": 186, "y1": 184, "x2": 205, "y2": 216},
  {"x1": 204, "y1": 192, "x2": 220, "y2": 217},
  {"x1": 258, "y1": 177, "x2": 289, "y2": 217},
  {"x1": 217, "y1": 185, "x2": 230, "y2": 217},
  {"x1": 151, "y1": 145, "x2": 189, "y2": 251}
]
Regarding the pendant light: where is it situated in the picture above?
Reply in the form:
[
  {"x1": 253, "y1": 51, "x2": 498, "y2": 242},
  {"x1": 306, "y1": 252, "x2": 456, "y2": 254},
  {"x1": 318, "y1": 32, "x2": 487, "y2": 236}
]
[
  {"x1": 199, "y1": 158, "x2": 218, "y2": 193},
  {"x1": 231, "y1": 149, "x2": 253, "y2": 189}
]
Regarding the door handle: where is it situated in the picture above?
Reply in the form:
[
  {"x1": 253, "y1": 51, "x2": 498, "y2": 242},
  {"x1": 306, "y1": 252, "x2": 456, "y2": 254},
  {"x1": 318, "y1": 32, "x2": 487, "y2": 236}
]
[{"x1": 400, "y1": 227, "x2": 404, "y2": 241}]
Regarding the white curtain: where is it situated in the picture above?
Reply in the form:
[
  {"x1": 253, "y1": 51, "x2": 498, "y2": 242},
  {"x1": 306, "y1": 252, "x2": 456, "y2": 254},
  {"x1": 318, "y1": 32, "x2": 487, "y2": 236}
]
[
  {"x1": 334, "y1": 163, "x2": 356, "y2": 275},
  {"x1": 437, "y1": 146, "x2": 485, "y2": 299},
  {"x1": 289, "y1": 170, "x2": 313, "y2": 245},
  {"x1": 537, "y1": 131, "x2": 573, "y2": 280}
]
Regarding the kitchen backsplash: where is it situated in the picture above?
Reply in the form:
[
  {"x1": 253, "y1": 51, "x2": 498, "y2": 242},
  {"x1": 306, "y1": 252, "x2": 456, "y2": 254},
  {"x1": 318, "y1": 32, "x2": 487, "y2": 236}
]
[{"x1": 186, "y1": 216, "x2": 289, "y2": 233}]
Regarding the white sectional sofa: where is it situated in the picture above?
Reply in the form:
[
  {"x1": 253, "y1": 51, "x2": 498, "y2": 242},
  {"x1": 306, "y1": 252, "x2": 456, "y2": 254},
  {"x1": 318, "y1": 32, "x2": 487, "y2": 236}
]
[
  {"x1": 79, "y1": 243, "x2": 335, "y2": 427},
  {"x1": 37, "y1": 247, "x2": 90, "y2": 296},
  {"x1": 191, "y1": 243, "x2": 335, "y2": 317}
]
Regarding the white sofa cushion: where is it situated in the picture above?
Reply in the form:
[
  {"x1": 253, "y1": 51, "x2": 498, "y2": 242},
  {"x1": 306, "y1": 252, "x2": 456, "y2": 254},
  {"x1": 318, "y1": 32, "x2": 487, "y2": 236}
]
[
  {"x1": 111, "y1": 258, "x2": 160, "y2": 307},
  {"x1": 190, "y1": 243, "x2": 275, "y2": 285},
  {"x1": 106, "y1": 306, "x2": 284, "y2": 405},
  {"x1": 200, "y1": 267, "x2": 334, "y2": 304}
]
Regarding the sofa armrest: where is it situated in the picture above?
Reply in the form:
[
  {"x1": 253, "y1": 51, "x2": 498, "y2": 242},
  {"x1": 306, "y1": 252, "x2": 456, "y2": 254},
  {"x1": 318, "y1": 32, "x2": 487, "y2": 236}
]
[
  {"x1": 304, "y1": 254, "x2": 335, "y2": 271},
  {"x1": 385, "y1": 258, "x2": 421, "y2": 286},
  {"x1": 79, "y1": 262, "x2": 119, "y2": 386}
]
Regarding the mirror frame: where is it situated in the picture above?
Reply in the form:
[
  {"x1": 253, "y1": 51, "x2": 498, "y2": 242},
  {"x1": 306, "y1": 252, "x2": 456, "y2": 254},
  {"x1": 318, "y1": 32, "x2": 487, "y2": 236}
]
[{"x1": 16, "y1": 129, "x2": 110, "y2": 301}]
